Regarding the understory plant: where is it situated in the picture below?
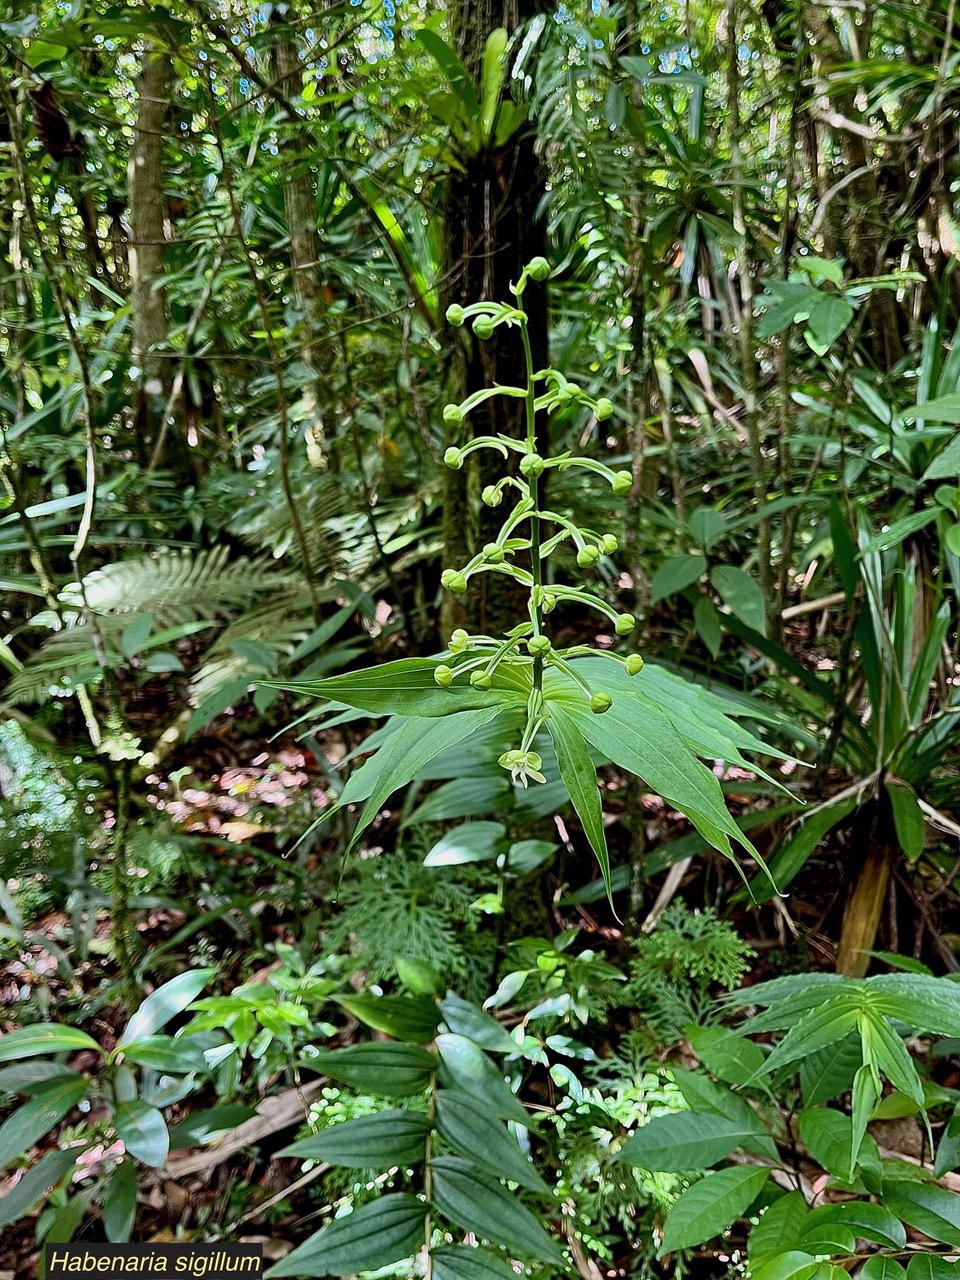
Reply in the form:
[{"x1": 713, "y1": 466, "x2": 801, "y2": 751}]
[{"x1": 276, "y1": 261, "x2": 788, "y2": 900}]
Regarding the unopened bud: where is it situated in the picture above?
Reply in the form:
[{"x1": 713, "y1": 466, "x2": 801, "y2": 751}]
[
  {"x1": 625, "y1": 654, "x2": 644, "y2": 676},
  {"x1": 596, "y1": 397, "x2": 614, "y2": 421},
  {"x1": 519, "y1": 452, "x2": 545, "y2": 478},
  {"x1": 449, "y1": 628, "x2": 470, "y2": 654},
  {"x1": 615, "y1": 613, "x2": 636, "y2": 636},
  {"x1": 600, "y1": 534, "x2": 619, "y2": 555},
  {"x1": 443, "y1": 404, "x2": 464, "y2": 426},
  {"x1": 612, "y1": 470, "x2": 632, "y2": 496},
  {"x1": 446, "y1": 304, "x2": 465, "y2": 327},
  {"x1": 527, "y1": 256, "x2": 551, "y2": 281},
  {"x1": 441, "y1": 569, "x2": 468, "y2": 594},
  {"x1": 482, "y1": 485, "x2": 502, "y2": 507},
  {"x1": 473, "y1": 316, "x2": 495, "y2": 339},
  {"x1": 434, "y1": 664, "x2": 454, "y2": 688},
  {"x1": 470, "y1": 670, "x2": 492, "y2": 690},
  {"x1": 590, "y1": 691, "x2": 613, "y2": 714},
  {"x1": 443, "y1": 447, "x2": 463, "y2": 470},
  {"x1": 483, "y1": 542, "x2": 504, "y2": 563},
  {"x1": 527, "y1": 634, "x2": 552, "y2": 657},
  {"x1": 577, "y1": 546, "x2": 600, "y2": 568}
]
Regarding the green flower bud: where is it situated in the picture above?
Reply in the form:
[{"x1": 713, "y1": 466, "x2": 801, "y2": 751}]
[
  {"x1": 527, "y1": 256, "x2": 551, "y2": 281},
  {"x1": 615, "y1": 613, "x2": 636, "y2": 636},
  {"x1": 590, "y1": 691, "x2": 613, "y2": 714},
  {"x1": 519, "y1": 452, "x2": 545, "y2": 478},
  {"x1": 443, "y1": 447, "x2": 463, "y2": 470},
  {"x1": 612, "y1": 470, "x2": 633, "y2": 496},
  {"x1": 449, "y1": 628, "x2": 470, "y2": 654},
  {"x1": 541, "y1": 592, "x2": 557, "y2": 614},
  {"x1": 483, "y1": 542, "x2": 504, "y2": 563},
  {"x1": 482, "y1": 485, "x2": 502, "y2": 507},
  {"x1": 446, "y1": 304, "x2": 465, "y2": 327},
  {"x1": 577, "y1": 545, "x2": 600, "y2": 568},
  {"x1": 624, "y1": 654, "x2": 644, "y2": 676},
  {"x1": 600, "y1": 534, "x2": 619, "y2": 555},
  {"x1": 527, "y1": 634, "x2": 552, "y2": 656},
  {"x1": 443, "y1": 403, "x2": 464, "y2": 426},
  {"x1": 441, "y1": 569, "x2": 468, "y2": 594},
  {"x1": 470, "y1": 670, "x2": 492, "y2": 690},
  {"x1": 473, "y1": 316, "x2": 495, "y2": 339},
  {"x1": 434, "y1": 664, "x2": 454, "y2": 688},
  {"x1": 596, "y1": 397, "x2": 614, "y2": 421},
  {"x1": 554, "y1": 387, "x2": 572, "y2": 404}
]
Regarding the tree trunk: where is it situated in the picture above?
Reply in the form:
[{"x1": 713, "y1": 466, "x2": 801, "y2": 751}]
[
  {"x1": 128, "y1": 46, "x2": 174, "y2": 463},
  {"x1": 274, "y1": 20, "x2": 329, "y2": 469},
  {"x1": 441, "y1": 0, "x2": 549, "y2": 637}
]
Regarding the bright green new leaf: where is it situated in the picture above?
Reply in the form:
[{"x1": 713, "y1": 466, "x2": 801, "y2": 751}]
[
  {"x1": 424, "y1": 821, "x2": 507, "y2": 866},
  {"x1": 438, "y1": 993, "x2": 516, "y2": 1054}
]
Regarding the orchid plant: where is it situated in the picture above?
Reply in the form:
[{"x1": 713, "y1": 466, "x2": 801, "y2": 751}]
[{"x1": 276, "y1": 260, "x2": 784, "y2": 899}]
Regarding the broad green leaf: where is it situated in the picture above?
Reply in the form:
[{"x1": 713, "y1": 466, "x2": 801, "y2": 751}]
[
  {"x1": 798, "y1": 1108, "x2": 857, "y2": 1179},
  {"x1": 430, "y1": 1156, "x2": 563, "y2": 1264},
  {"x1": 659, "y1": 1165, "x2": 770, "y2": 1255},
  {"x1": 804, "y1": 295, "x2": 854, "y2": 353},
  {"x1": 851, "y1": 1064, "x2": 882, "y2": 1177},
  {"x1": 396, "y1": 956, "x2": 445, "y2": 997},
  {"x1": 119, "y1": 1036, "x2": 207, "y2": 1074},
  {"x1": 749, "y1": 1192, "x2": 809, "y2": 1260},
  {"x1": 435, "y1": 1091, "x2": 549, "y2": 1193},
  {"x1": 905, "y1": 1255, "x2": 958, "y2": 1280},
  {"x1": 436, "y1": 1034, "x2": 532, "y2": 1128},
  {"x1": 712, "y1": 565, "x2": 767, "y2": 635},
  {"x1": 0, "y1": 1023, "x2": 101, "y2": 1063},
  {"x1": 169, "y1": 1104, "x2": 257, "y2": 1148},
  {"x1": 114, "y1": 1099, "x2": 169, "y2": 1167},
  {"x1": 753, "y1": 995, "x2": 861, "y2": 1077},
  {"x1": 415, "y1": 30, "x2": 480, "y2": 119},
  {"x1": 504, "y1": 838, "x2": 556, "y2": 875},
  {"x1": 806, "y1": 1201, "x2": 906, "y2": 1248},
  {"x1": 438, "y1": 994, "x2": 515, "y2": 1054},
  {"x1": 546, "y1": 703, "x2": 610, "y2": 898},
  {"x1": 281, "y1": 1110, "x2": 430, "y2": 1167},
  {"x1": 800, "y1": 1032, "x2": 861, "y2": 1106},
  {"x1": 749, "y1": 1251, "x2": 819, "y2": 1280},
  {"x1": 688, "y1": 1025, "x2": 765, "y2": 1086},
  {"x1": 334, "y1": 994, "x2": 440, "y2": 1044},
  {"x1": 271, "y1": 657, "x2": 526, "y2": 718},
  {"x1": 694, "y1": 596, "x2": 723, "y2": 657},
  {"x1": 432, "y1": 1245, "x2": 519, "y2": 1279},
  {"x1": 102, "y1": 1156, "x2": 137, "y2": 1242},
  {"x1": 342, "y1": 708, "x2": 508, "y2": 853},
  {"x1": 424, "y1": 821, "x2": 507, "y2": 866},
  {"x1": 882, "y1": 1183, "x2": 960, "y2": 1246},
  {"x1": 0, "y1": 1062, "x2": 82, "y2": 1093},
  {"x1": 0, "y1": 1077, "x2": 89, "y2": 1167},
  {"x1": 870, "y1": 975, "x2": 960, "y2": 1038},
  {"x1": 305, "y1": 1043, "x2": 435, "y2": 1097},
  {"x1": 265, "y1": 1193, "x2": 424, "y2": 1277},
  {"x1": 669, "y1": 1069, "x2": 778, "y2": 1160},
  {"x1": 688, "y1": 507, "x2": 728, "y2": 550},
  {"x1": 651, "y1": 554, "x2": 707, "y2": 602},
  {"x1": 0, "y1": 1146, "x2": 79, "y2": 1229},
  {"x1": 861, "y1": 1259, "x2": 908, "y2": 1280},
  {"x1": 619, "y1": 1110, "x2": 766, "y2": 1172},
  {"x1": 859, "y1": 1009, "x2": 923, "y2": 1106},
  {"x1": 885, "y1": 780, "x2": 925, "y2": 860},
  {"x1": 924, "y1": 433, "x2": 960, "y2": 480},
  {"x1": 902, "y1": 394, "x2": 960, "y2": 424},
  {"x1": 118, "y1": 969, "x2": 216, "y2": 1047}
]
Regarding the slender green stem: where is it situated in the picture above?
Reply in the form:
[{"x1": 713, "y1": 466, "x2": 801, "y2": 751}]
[{"x1": 521, "y1": 318, "x2": 543, "y2": 706}]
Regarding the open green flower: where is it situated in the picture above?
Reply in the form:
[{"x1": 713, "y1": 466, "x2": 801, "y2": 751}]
[{"x1": 498, "y1": 748, "x2": 546, "y2": 788}]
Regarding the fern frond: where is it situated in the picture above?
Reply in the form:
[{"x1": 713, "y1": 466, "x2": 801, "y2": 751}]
[
  {"x1": 189, "y1": 593, "x2": 315, "y2": 703},
  {"x1": 61, "y1": 549, "x2": 289, "y2": 624}
]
